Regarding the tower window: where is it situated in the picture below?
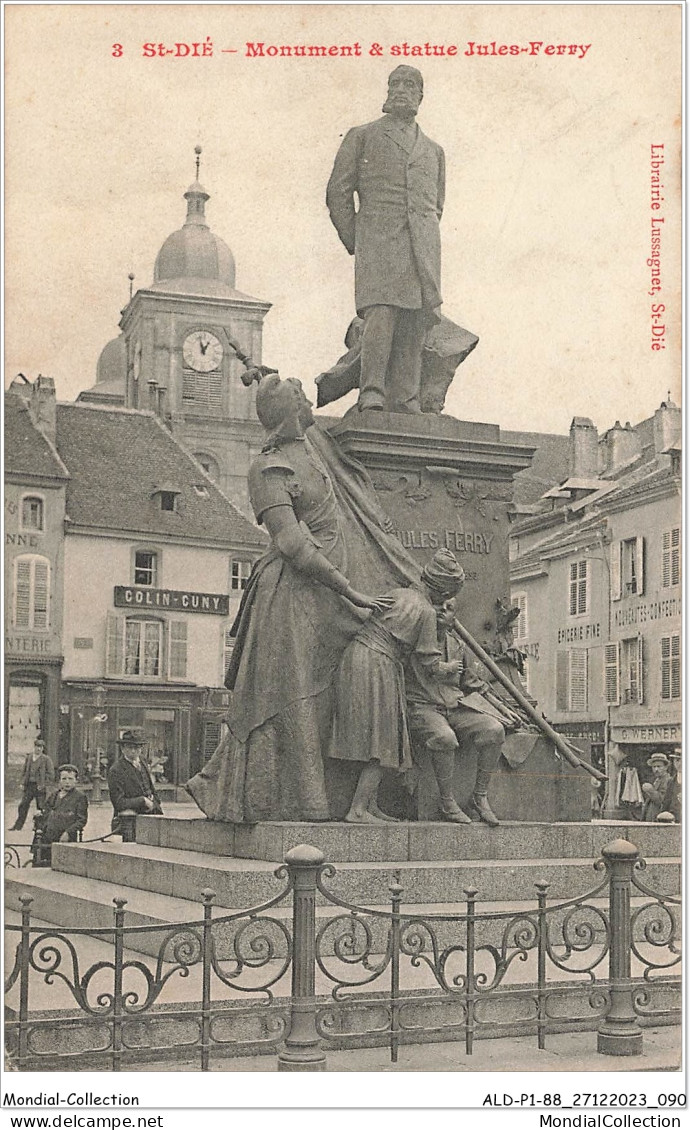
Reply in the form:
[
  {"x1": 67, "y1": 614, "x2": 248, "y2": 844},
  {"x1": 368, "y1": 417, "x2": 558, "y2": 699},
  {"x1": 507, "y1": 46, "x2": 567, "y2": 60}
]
[{"x1": 182, "y1": 372, "x2": 223, "y2": 411}]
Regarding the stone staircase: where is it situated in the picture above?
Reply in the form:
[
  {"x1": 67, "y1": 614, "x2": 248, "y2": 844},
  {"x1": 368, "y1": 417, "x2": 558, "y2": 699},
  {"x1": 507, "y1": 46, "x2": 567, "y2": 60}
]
[{"x1": 6, "y1": 811, "x2": 681, "y2": 959}]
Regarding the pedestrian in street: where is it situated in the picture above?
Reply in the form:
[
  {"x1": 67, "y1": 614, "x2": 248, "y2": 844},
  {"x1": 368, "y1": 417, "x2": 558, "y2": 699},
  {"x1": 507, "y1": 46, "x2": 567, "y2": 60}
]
[
  {"x1": 38, "y1": 764, "x2": 88, "y2": 845},
  {"x1": 108, "y1": 728, "x2": 163, "y2": 833},
  {"x1": 11, "y1": 738, "x2": 55, "y2": 831}
]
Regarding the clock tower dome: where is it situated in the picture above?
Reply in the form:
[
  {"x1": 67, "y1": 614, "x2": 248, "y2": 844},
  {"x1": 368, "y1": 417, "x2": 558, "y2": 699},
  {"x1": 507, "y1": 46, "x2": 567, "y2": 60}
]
[{"x1": 119, "y1": 149, "x2": 271, "y2": 510}]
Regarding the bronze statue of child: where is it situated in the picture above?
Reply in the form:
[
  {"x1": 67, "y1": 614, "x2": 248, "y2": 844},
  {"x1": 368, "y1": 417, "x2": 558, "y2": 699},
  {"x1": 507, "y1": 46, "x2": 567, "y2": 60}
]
[{"x1": 330, "y1": 548, "x2": 465, "y2": 823}]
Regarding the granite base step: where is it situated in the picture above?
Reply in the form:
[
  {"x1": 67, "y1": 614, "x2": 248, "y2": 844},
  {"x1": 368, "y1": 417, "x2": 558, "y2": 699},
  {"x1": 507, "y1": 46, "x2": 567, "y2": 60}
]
[
  {"x1": 42, "y1": 840, "x2": 682, "y2": 908},
  {"x1": 136, "y1": 811, "x2": 682, "y2": 864}
]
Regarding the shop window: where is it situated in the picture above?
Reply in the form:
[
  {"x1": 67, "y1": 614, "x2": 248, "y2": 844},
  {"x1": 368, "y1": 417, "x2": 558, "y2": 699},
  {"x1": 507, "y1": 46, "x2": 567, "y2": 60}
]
[
  {"x1": 603, "y1": 642, "x2": 620, "y2": 705},
  {"x1": 133, "y1": 549, "x2": 158, "y2": 588},
  {"x1": 662, "y1": 528, "x2": 680, "y2": 588},
  {"x1": 568, "y1": 560, "x2": 588, "y2": 616},
  {"x1": 6, "y1": 679, "x2": 43, "y2": 770},
  {"x1": 620, "y1": 636, "x2": 644, "y2": 705},
  {"x1": 13, "y1": 555, "x2": 50, "y2": 630},
  {"x1": 556, "y1": 649, "x2": 588, "y2": 712},
  {"x1": 661, "y1": 634, "x2": 681, "y2": 700},
  {"x1": 21, "y1": 495, "x2": 44, "y2": 531},
  {"x1": 611, "y1": 537, "x2": 645, "y2": 600},
  {"x1": 511, "y1": 592, "x2": 528, "y2": 641},
  {"x1": 105, "y1": 615, "x2": 187, "y2": 680},
  {"x1": 230, "y1": 559, "x2": 252, "y2": 591}
]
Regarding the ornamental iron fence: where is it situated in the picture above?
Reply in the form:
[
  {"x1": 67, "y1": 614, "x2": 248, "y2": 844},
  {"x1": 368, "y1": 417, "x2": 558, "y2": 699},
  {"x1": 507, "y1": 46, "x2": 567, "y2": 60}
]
[{"x1": 4, "y1": 837, "x2": 681, "y2": 1071}]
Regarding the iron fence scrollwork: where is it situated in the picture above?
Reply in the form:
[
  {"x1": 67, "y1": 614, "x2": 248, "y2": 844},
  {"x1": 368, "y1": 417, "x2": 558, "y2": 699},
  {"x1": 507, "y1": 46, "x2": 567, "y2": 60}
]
[{"x1": 4, "y1": 835, "x2": 681, "y2": 1071}]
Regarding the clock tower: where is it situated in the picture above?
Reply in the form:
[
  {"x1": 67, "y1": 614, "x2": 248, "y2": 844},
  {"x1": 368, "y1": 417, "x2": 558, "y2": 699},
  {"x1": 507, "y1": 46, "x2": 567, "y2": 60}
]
[{"x1": 118, "y1": 151, "x2": 271, "y2": 511}]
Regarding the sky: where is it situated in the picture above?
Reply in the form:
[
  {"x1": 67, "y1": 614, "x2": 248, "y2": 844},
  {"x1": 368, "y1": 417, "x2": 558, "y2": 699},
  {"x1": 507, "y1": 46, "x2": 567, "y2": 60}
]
[{"x1": 4, "y1": 3, "x2": 682, "y2": 436}]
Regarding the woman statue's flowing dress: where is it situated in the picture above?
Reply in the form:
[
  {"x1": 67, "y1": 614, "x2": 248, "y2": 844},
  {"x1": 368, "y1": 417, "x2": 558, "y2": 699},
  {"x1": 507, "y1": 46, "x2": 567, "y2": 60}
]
[{"x1": 187, "y1": 433, "x2": 364, "y2": 823}]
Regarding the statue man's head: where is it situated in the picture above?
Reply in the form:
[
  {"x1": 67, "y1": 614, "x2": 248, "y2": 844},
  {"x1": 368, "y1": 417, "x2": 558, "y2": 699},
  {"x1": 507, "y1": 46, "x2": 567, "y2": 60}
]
[{"x1": 383, "y1": 65, "x2": 424, "y2": 119}]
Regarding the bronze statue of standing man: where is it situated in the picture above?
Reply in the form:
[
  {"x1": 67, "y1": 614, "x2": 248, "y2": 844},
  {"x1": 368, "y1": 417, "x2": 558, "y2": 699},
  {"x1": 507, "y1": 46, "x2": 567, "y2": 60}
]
[{"x1": 327, "y1": 66, "x2": 445, "y2": 414}]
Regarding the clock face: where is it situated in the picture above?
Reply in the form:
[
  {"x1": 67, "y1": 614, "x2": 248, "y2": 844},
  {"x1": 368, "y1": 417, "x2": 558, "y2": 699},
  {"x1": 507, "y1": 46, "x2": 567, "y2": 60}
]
[{"x1": 183, "y1": 331, "x2": 223, "y2": 373}]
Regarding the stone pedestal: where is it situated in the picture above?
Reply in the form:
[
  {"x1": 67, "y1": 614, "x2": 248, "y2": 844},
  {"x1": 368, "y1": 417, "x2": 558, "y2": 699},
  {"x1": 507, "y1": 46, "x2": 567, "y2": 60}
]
[
  {"x1": 329, "y1": 409, "x2": 535, "y2": 639},
  {"x1": 327, "y1": 410, "x2": 580, "y2": 820}
]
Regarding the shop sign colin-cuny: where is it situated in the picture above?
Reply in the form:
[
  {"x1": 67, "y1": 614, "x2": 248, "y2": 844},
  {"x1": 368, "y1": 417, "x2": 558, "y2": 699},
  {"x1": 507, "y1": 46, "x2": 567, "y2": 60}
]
[{"x1": 114, "y1": 587, "x2": 229, "y2": 615}]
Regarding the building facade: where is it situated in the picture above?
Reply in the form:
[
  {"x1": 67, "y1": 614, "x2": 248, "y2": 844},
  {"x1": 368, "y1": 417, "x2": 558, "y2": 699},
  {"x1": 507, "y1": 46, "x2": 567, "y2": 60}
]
[
  {"x1": 509, "y1": 401, "x2": 681, "y2": 817},
  {"x1": 5, "y1": 379, "x2": 266, "y2": 791},
  {"x1": 4, "y1": 379, "x2": 70, "y2": 787}
]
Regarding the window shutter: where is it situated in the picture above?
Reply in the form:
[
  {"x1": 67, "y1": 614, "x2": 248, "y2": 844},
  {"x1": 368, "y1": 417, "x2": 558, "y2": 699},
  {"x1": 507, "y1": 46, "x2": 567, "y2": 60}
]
[
  {"x1": 182, "y1": 372, "x2": 196, "y2": 400},
  {"x1": 636, "y1": 635, "x2": 644, "y2": 705},
  {"x1": 570, "y1": 650, "x2": 588, "y2": 712},
  {"x1": 556, "y1": 651, "x2": 569, "y2": 711},
  {"x1": 635, "y1": 537, "x2": 645, "y2": 596},
  {"x1": 671, "y1": 634, "x2": 681, "y2": 700},
  {"x1": 169, "y1": 621, "x2": 188, "y2": 679},
  {"x1": 577, "y1": 560, "x2": 588, "y2": 614},
  {"x1": 660, "y1": 636, "x2": 671, "y2": 699},
  {"x1": 604, "y1": 642, "x2": 620, "y2": 705},
  {"x1": 610, "y1": 541, "x2": 622, "y2": 601},
  {"x1": 203, "y1": 720, "x2": 222, "y2": 761},
  {"x1": 105, "y1": 614, "x2": 125, "y2": 676},
  {"x1": 662, "y1": 531, "x2": 671, "y2": 588},
  {"x1": 223, "y1": 625, "x2": 236, "y2": 681},
  {"x1": 671, "y1": 527, "x2": 680, "y2": 586},
  {"x1": 568, "y1": 563, "x2": 578, "y2": 615},
  {"x1": 209, "y1": 372, "x2": 223, "y2": 409},
  {"x1": 512, "y1": 593, "x2": 528, "y2": 641},
  {"x1": 32, "y1": 560, "x2": 49, "y2": 628},
  {"x1": 14, "y1": 559, "x2": 32, "y2": 627}
]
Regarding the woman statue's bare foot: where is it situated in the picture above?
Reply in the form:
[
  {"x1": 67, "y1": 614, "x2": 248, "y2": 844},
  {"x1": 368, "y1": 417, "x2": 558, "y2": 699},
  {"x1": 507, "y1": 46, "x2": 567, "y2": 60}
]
[
  {"x1": 369, "y1": 803, "x2": 400, "y2": 823},
  {"x1": 345, "y1": 807, "x2": 388, "y2": 825}
]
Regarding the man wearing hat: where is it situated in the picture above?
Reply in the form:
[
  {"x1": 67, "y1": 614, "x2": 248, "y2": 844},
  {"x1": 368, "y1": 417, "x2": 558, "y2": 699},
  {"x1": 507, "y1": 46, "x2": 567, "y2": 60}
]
[
  {"x1": 642, "y1": 753, "x2": 673, "y2": 822},
  {"x1": 108, "y1": 729, "x2": 163, "y2": 831},
  {"x1": 10, "y1": 737, "x2": 55, "y2": 831},
  {"x1": 327, "y1": 66, "x2": 445, "y2": 413}
]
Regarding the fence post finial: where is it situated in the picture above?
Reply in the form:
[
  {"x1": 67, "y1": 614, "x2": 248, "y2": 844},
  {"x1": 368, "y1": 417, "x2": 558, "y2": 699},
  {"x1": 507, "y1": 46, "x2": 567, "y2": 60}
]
[
  {"x1": 277, "y1": 844, "x2": 327, "y2": 1072},
  {"x1": 597, "y1": 838, "x2": 643, "y2": 1056}
]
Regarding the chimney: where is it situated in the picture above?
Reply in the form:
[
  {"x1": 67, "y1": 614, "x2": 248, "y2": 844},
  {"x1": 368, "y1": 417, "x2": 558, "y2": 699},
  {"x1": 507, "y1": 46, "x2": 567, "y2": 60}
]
[
  {"x1": 569, "y1": 417, "x2": 599, "y2": 478},
  {"x1": 8, "y1": 374, "x2": 32, "y2": 400},
  {"x1": 653, "y1": 398, "x2": 681, "y2": 455},
  {"x1": 147, "y1": 379, "x2": 158, "y2": 412},
  {"x1": 29, "y1": 374, "x2": 57, "y2": 444},
  {"x1": 602, "y1": 420, "x2": 642, "y2": 472}
]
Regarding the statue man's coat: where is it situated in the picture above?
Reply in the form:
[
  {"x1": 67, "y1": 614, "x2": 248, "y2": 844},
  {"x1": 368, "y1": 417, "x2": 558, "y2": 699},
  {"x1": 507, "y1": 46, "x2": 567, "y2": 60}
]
[{"x1": 327, "y1": 115, "x2": 445, "y2": 314}]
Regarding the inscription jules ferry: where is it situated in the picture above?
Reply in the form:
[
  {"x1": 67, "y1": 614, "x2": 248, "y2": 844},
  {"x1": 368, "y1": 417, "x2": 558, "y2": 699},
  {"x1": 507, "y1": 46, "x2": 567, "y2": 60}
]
[{"x1": 395, "y1": 529, "x2": 494, "y2": 554}]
